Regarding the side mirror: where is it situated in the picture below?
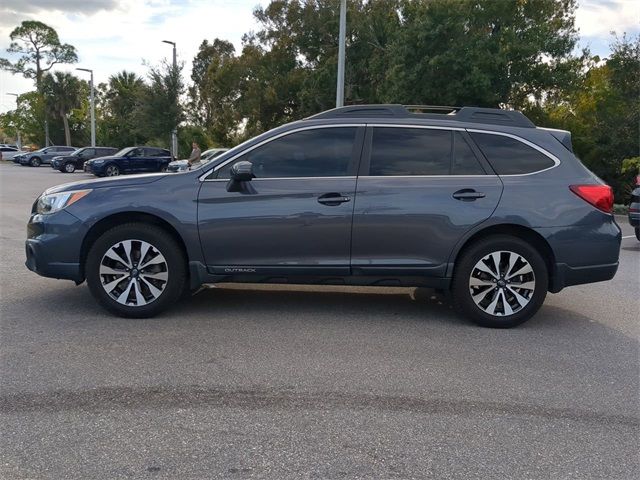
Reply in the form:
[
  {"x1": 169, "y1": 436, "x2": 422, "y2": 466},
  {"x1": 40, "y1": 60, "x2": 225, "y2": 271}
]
[{"x1": 230, "y1": 161, "x2": 254, "y2": 182}]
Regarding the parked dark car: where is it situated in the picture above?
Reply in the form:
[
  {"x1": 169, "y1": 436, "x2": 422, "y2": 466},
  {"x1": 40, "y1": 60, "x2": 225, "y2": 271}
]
[
  {"x1": 19, "y1": 146, "x2": 78, "y2": 167},
  {"x1": 25, "y1": 105, "x2": 621, "y2": 327},
  {"x1": 84, "y1": 147, "x2": 173, "y2": 177},
  {"x1": 51, "y1": 147, "x2": 118, "y2": 173},
  {"x1": 629, "y1": 176, "x2": 640, "y2": 241}
]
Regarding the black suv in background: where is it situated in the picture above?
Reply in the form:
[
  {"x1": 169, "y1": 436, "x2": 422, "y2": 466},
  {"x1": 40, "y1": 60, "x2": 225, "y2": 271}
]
[
  {"x1": 84, "y1": 147, "x2": 173, "y2": 177},
  {"x1": 51, "y1": 147, "x2": 118, "y2": 173},
  {"x1": 25, "y1": 105, "x2": 621, "y2": 327}
]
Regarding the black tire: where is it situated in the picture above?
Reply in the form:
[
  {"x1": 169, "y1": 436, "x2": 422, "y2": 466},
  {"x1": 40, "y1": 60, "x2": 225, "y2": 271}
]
[
  {"x1": 451, "y1": 235, "x2": 548, "y2": 328},
  {"x1": 86, "y1": 223, "x2": 187, "y2": 318},
  {"x1": 105, "y1": 164, "x2": 120, "y2": 176},
  {"x1": 635, "y1": 227, "x2": 640, "y2": 242},
  {"x1": 159, "y1": 165, "x2": 167, "y2": 173},
  {"x1": 30, "y1": 157, "x2": 41, "y2": 167},
  {"x1": 63, "y1": 162, "x2": 76, "y2": 173}
]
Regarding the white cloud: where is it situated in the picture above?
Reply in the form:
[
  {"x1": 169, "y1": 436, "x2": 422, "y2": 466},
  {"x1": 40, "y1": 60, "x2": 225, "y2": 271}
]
[
  {"x1": 0, "y1": 0, "x2": 268, "y2": 112},
  {"x1": 575, "y1": 0, "x2": 640, "y2": 37}
]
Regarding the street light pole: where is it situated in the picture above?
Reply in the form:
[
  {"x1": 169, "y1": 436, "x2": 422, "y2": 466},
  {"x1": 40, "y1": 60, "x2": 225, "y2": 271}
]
[
  {"x1": 162, "y1": 40, "x2": 178, "y2": 158},
  {"x1": 76, "y1": 68, "x2": 96, "y2": 147},
  {"x1": 336, "y1": 0, "x2": 347, "y2": 108},
  {"x1": 7, "y1": 93, "x2": 22, "y2": 150}
]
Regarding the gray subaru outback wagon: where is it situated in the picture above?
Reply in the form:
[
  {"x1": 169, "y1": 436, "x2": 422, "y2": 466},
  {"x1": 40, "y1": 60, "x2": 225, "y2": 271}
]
[{"x1": 26, "y1": 105, "x2": 620, "y2": 327}]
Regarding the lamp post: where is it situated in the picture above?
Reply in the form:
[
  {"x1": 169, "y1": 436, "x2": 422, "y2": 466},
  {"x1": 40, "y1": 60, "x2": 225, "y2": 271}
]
[
  {"x1": 336, "y1": 0, "x2": 346, "y2": 108},
  {"x1": 6, "y1": 93, "x2": 22, "y2": 150},
  {"x1": 162, "y1": 40, "x2": 178, "y2": 158},
  {"x1": 76, "y1": 68, "x2": 96, "y2": 147}
]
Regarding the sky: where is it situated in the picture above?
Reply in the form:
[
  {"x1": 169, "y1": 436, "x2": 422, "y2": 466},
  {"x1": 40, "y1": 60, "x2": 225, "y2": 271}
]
[{"x1": 0, "y1": 0, "x2": 638, "y2": 113}]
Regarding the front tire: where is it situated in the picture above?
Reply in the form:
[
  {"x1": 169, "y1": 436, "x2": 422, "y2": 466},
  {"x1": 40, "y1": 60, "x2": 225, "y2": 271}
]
[
  {"x1": 451, "y1": 235, "x2": 548, "y2": 328},
  {"x1": 30, "y1": 157, "x2": 41, "y2": 167},
  {"x1": 64, "y1": 162, "x2": 76, "y2": 173},
  {"x1": 86, "y1": 223, "x2": 187, "y2": 318}
]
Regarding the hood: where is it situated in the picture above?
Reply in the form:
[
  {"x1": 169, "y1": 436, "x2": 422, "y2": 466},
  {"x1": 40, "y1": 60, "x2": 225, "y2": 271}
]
[
  {"x1": 45, "y1": 173, "x2": 168, "y2": 194},
  {"x1": 52, "y1": 155, "x2": 74, "y2": 161}
]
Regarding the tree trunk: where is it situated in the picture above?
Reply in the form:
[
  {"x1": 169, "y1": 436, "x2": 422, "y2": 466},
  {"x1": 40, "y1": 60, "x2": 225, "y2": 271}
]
[{"x1": 61, "y1": 110, "x2": 71, "y2": 146}]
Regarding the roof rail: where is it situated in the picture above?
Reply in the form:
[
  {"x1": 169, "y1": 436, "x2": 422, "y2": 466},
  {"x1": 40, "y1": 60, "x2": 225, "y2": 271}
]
[{"x1": 306, "y1": 104, "x2": 536, "y2": 128}]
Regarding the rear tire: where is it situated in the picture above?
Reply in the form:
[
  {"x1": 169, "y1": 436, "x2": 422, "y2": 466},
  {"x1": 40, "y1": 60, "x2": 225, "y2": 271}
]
[
  {"x1": 86, "y1": 223, "x2": 187, "y2": 318},
  {"x1": 635, "y1": 227, "x2": 640, "y2": 241},
  {"x1": 451, "y1": 235, "x2": 548, "y2": 328},
  {"x1": 105, "y1": 164, "x2": 120, "y2": 176},
  {"x1": 30, "y1": 157, "x2": 41, "y2": 167}
]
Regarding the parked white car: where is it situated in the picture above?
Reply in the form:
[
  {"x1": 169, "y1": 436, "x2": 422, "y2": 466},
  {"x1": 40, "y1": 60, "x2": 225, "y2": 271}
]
[
  {"x1": 167, "y1": 148, "x2": 229, "y2": 172},
  {"x1": 0, "y1": 146, "x2": 26, "y2": 161}
]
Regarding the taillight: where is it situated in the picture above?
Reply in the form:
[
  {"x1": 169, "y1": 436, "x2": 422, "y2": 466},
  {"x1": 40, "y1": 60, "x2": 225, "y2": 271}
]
[{"x1": 570, "y1": 185, "x2": 614, "y2": 213}]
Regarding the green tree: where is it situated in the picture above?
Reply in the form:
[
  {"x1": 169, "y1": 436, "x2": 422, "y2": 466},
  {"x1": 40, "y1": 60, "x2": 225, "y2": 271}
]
[
  {"x1": 384, "y1": 0, "x2": 581, "y2": 107},
  {"x1": 0, "y1": 21, "x2": 78, "y2": 89},
  {"x1": 102, "y1": 70, "x2": 147, "y2": 147},
  {"x1": 0, "y1": 91, "x2": 47, "y2": 146},
  {"x1": 41, "y1": 72, "x2": 85, "y2": 146},
  {"x1": 137, "y1": 60, "x2": 184, "y2": 149}
]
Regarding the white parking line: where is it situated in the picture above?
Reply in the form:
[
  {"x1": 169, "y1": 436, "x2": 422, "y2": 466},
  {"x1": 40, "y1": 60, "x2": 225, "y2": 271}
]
[{"x1": 622, "y1": 235, "x2": 635, "y2": 239}]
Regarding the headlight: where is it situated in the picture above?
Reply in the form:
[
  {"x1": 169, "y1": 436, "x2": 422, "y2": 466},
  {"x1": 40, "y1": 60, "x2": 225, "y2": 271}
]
[{"x1": 36, "y1": 189, "x2": 92, "y2": 215}]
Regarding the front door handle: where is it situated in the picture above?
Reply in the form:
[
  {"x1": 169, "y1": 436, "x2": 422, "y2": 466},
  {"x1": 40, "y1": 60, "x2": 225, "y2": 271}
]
[
  {"x1": 318, "y1": 193, "x2": 351, "y2": 206},
  {"x1": 453, "y1": 189, "x2": 486, "y2": 201}
]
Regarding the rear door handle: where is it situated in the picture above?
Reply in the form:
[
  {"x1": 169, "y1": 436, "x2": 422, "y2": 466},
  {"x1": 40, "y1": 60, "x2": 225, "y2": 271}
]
[
  {"x1": 318, "y1": 193, "x2": 351, "y2": 206},
  {"x1": 453, "y1": 189, "x2": 486, "y2": 201}
]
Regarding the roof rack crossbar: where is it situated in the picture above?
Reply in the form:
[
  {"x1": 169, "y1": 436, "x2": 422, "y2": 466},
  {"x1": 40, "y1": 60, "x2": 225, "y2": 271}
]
[{"x1": 306, "y1": 104, "x2": 536, "y2": 128}]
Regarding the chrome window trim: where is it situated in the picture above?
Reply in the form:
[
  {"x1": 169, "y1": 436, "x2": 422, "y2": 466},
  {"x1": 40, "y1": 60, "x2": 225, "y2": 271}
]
[
  {"x1": 199, "y1": 124, "x2": 365, "y2": 182},
  {"x1": 204, "y1": 176, "x2": 358, "y2": 182},
  {"x1": 199, "y1": 123, "x2": 561, "y2": 181},
  {"x1": 466, "y1": 128, "x2": 561, "y2": 176},
  {"x1": 367, "y1": 124, "x2": 465, "y2": 132}
]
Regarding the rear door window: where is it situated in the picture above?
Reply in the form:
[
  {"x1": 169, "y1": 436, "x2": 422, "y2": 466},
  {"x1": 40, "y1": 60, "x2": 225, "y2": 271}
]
[
  {"x1": 453, "y1": 132, "x2": 485, "y2": 175},
  {"x1": 469, "y1": 132, "x2": 556, "y2": 175},
  {"x1": 369, "y1": 127, "x2": 451, "y2": 176}
]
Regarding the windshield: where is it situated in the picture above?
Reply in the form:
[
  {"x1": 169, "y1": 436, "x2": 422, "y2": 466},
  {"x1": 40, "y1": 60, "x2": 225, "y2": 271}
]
[
  {"x1": 69, "y1": 148, "x2": 86, "y2": 157},
  {"x1": 113, "y1": 147, "x2": 135, "y2": 157}
]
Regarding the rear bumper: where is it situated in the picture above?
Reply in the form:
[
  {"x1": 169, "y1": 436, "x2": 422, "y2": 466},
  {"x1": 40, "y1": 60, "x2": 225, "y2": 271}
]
[{"x1": 629, "y1": 211, "x2": 639, "y2": 227}]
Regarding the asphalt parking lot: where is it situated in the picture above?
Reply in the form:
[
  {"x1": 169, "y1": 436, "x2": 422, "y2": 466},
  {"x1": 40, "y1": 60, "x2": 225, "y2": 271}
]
[{"x1": 0, "y1": 162, "x2": 638, "y2": 479}]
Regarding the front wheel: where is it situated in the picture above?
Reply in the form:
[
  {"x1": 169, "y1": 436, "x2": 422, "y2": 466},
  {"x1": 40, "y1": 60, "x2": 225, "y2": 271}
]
[
  {"x1": 105, "y1": 164, "x2": 120, "y2": 176},
  {"x1": 451, "y1": 235, "x2": 548, "y2": 328},
  {"x1": 64, "y1": 162, "x2": 76, "y2": 173},
  {"x1": 30, "y1": 157, "x2": 41, "y2": 167},
  {"x1": 86, "y1": 223, "x2": 187, "y2": 318}
]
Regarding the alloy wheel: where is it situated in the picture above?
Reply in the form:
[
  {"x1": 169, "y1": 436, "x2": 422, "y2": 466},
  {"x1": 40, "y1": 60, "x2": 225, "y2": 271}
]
[
  {"x1": 469, "y1": 250, "x2": 535, "y2": 317},
  {"x1": 99, "y1": 239, "x2": 169, "y2": 306},
  {"x1": 64, "y1": 163, "x2": 75, "y2": 173},
  {"x1": 106, "y1": 165, "x2": 119, "y2": 176}
]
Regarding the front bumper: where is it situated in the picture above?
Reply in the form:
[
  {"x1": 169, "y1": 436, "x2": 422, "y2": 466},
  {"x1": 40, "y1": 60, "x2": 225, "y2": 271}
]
[
  {"x1": 85, "y1": 163, "x2": 105, "y2": 175},
  {"x1": 25, "y1": 210, "x2": 87, "y2": 282}
]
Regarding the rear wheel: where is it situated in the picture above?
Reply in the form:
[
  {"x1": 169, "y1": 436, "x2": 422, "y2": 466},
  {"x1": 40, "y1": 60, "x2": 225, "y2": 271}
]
[
  {"x1": 451, "y1": 235, "x2": 548, "y2": 328},
  {"x1": 86, "y1": 223, "x2": 187, "y2": 318},
  {"x1": 64, "y1": 162, "x2": 76, "y2": 173},
  {"x1": 635, "y1": 227, "x2": 640, "y2": 241},
  {"x1": 30, "y1": 157, "x2": 41, "y2": 167},
  {"x1": 105, "y1": 164, "x2": 120, "y2": 176}
]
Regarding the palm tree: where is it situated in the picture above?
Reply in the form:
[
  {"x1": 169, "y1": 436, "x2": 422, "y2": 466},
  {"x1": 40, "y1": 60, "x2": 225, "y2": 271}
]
[
  {"x1": 41, "y1": 71, "x2": 83, "y2": 146},
  {"x1": 106, "y1": 70, "x2": 144, "y2": 116}
]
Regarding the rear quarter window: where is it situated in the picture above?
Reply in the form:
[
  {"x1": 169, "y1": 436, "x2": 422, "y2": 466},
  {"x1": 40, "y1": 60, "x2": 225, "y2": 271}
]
[{"x1": 469, "y1": 132, "x2": 556, "y2": 175}]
